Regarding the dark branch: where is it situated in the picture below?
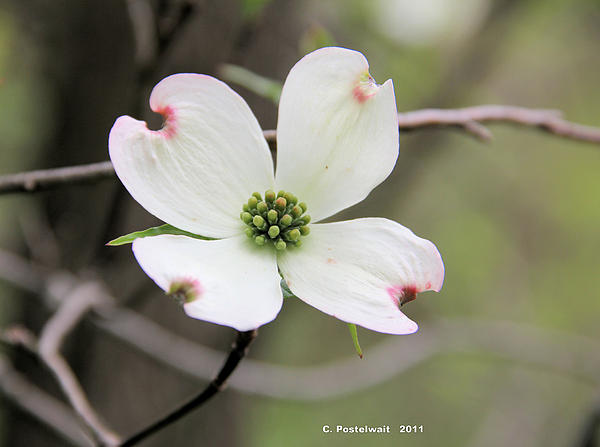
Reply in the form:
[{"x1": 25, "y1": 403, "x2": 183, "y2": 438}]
[
  {"x1": 575, "y1": 398, "x2": 600, "y2": 447},
  {"x1": 119, "y1": 329, "x2": 258, "y2": 447}
]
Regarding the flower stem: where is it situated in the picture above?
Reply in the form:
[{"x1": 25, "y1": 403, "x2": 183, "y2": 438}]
[{"x1": 120, "y1": 329, "x2": 258, "y2": 447}]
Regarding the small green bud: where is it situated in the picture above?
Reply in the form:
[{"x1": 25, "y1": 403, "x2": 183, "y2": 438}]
[
  {"x1": 283, "y1": 192, "x2": 297, "y2": 205},
  {"x1": 287, "y1": 228, "x2": 301, "y2": 241},
  {"x1": 257, "y1": 201, "x2": 268, "y2": 213},
  {"x1": 274, "y1": 197, "x2": 287, "y2": 211},
  {"x1": 267, "y1": 209, "x2": 278, "y2": 224},
  {"x1": 265, "y1": 190, "x2": 276, "y2": 202},
  {"x1": 268, "y1": 226, "x2": 280, "y2": 239},
  {"x1": 293, "y1": 239, "x2": 302, "y2": 248},
  {"x1": 253, "y1": 215, "x2": 266, "y2": 229},
  {"x1": 291, "y1": 205, "x2": 303, "y2": 218},
  {"x1": 280, "y1": 214, "x2": 293, "y2": 227},
  {"x1": 241, "y1": 190, "x2": 310, "y2": 251}
]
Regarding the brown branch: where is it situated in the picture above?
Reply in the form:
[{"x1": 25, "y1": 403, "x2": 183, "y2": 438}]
[
  {"x1": 3, "y1": 282, "x2": 121, "y2": 446},
  {"x1": 0, "y1": 105, "x2": 598, "y2": 195},
  {"x1": 119, "y1": 329, "x2": 257, "y2": 447},
  {"x1": 37, "y1": 283, "x2": 121, "y2": 446},
  {"x1": 398, "y1": 105, "x2": 600, "y2": 143},
  {"x1": 102, "y1": 310, "x2": 600, "y2": 400},
  {"x1": 0, "y1": 161, "x2": 114, "y2": 194},
  {"x1": 129, "y1": 0, "x2": 198, "y2": 83},
  {"x1": 0, "y1": 355, "x2": 94, "y2": 446},
  {"x1": 1, "y1": 248, "x2": 599, "y2": 403}
]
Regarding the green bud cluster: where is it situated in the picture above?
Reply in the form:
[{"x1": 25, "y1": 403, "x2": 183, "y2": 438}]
[{"x1": 241, "y1": 190, "x2": 311, "y2": 250}]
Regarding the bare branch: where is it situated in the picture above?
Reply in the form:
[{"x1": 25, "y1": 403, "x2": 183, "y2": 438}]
[
  {"x1": 130, "y1": 0, "x2": 198, "y2": 82},
  {"x1": 126, "y1": 0, "x2": 157, "y2": 69},
  {"x1": 119, "y1": 329, "x2": 257, "y2": 447},
  {"x1": 0, "y1": 248, "x2": 44, "y2": 293},
  {"x1": 397, "y1": 105, "x2": 600, "y2": 143},
  {"x1": 103, "y1": 310, "x2": 600, "y2": 400},
  {"x1": 37, "y1": 283, "x2": 121, "y2": 446},
  {"x1": 0, "y1": 355, "x2": 94, "y2": 446},
  {"x1": 1, "y1": 247, "x2": 599, "y2": 412},
  {"x1": 575, "y1": 395, "x2": 600, "y2": 447},
  {"x1": 98, "y1": 307, "x2": 439, "y2": 400},
  {"x1": 1, "y1": 105, "x2": 598, "y2": 195},
  {"x1": 2, "y1": 246, "x2": 598, "y2": 402},
  {"x1": 0, "y1": 161, "x2": 114, "y2": 194},
  {"x1": 2, "y1": 281, "x2": 121, "y2": 446}
]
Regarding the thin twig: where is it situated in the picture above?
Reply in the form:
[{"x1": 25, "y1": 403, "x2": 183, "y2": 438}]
[
  {"x1": 0, "y1": 104, "x2": 598, "y2": 195},
  {"x1": 131, "y1": 0, "x2": 198, "y2": 83},
  {"x1": 1, "y1": 248, "x2": 599, "y2": 402},
  {"x1": 397, "y1": 105, "x2": 600, "y2": 143},
  {"x1": 2, "y1": 281, "x2": 121, "y2": 446},
  {"x1": 0, "y1": 161, "x2": 114, "y2": 194},
  {"x1": 119, "y1": 329, "x2": 257, "y2": 447},
  {"x1": 0, "y1": 355, "x2": 94, "y2": 446},
  {"x1": 37, "y1": 283, "x2": 121, "y2": 446},
  {"x1": 102, "y1": 310, "x2": 600, "y2": 399}
]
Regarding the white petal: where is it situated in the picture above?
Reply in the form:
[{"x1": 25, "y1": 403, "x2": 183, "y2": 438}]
[
  {"x1": 275, "y1": 47, "x2": 399, "y2": 222},
  {"x1": 132, "y1": 235, "x2": 282, "y2": 331},
  {"x1": 277, "y1": 218, "x2": 444, "y2": 334},
  {"x1": 109, "y1": 74, "x2": 274, "y2": 238}
]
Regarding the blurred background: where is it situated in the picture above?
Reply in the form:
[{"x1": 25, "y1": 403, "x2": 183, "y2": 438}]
[{"x1": 0, "y1": 0, "x2": 599, "y2": 446}]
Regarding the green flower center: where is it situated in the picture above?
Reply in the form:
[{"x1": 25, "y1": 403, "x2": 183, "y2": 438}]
[{"x1": 241, "y1": 190, "x2": 311, "y2": 250}]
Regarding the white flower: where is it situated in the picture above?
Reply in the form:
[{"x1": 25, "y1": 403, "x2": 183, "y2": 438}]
[{"x1": 108, "y1": 47, "x2": 444, "y2": 334}]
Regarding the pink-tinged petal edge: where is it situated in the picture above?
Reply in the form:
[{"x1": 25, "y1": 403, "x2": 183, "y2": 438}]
[
  {"x1": 108, "y1": 73, "x2": 275, "y2": 239},
  {"x1": 352, "y1": 73, "x2": 379, "y2": 103},
  {"x1": 149, "y1": 105, "x2": 177, "y2": 139},
  {"x1": 275, "y1": 47, "x2": 399, "y2": 223},
  {"x1": 132, "y1": 234, "x2": 282, "y2": 332},
  {"x1": 277, "y1": 218, "x2": 444, "y2": 335},
  {"x1": 168, "y1": 276, "x2": 203, "y2": 303}
]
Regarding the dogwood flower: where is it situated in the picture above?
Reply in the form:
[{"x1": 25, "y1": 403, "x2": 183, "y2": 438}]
[{"x1": 108, "y1": 47, "x2": 444, "y2": 334}]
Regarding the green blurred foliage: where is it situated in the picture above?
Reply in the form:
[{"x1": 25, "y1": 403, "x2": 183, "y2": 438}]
[
  {"x1": 239, "y1": 0, "x2": 274, "y2": 20},
  {"x1": 298, "y1": 24, "x2": 337, "y2": 55},
  {"x1": 0, "y1": 0, "x2": 598, "y2": 446},
  {"x1": 239, "y1": 1, "x2": 600, "y2": 446}
]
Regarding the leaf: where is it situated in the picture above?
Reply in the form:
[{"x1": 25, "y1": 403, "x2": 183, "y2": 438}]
[
  {"x1": 347, "y1": 323, "x2": 364, "y2": 359},
  {"x1": 280, "y1": 278, "x2": 297, "y2": 299},
  {"x1": 219, "y1": 63, "x2": 282, "y2": 104},
  {"x1": 107, "y1": 224, "x2": 214, "y2": 246}
]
